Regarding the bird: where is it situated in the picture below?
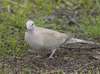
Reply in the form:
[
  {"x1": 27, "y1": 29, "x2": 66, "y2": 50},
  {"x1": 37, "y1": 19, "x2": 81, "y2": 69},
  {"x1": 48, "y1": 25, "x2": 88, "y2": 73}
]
[{"x1": 25, "y1": 20, "x2": 95, "y2": 58}]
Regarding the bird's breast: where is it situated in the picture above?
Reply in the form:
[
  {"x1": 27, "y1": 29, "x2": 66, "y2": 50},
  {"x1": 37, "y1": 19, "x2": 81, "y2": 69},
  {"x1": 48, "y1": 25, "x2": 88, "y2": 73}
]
[{"x1": 25, "y1": 32, "x2": 44, "y2": 49}]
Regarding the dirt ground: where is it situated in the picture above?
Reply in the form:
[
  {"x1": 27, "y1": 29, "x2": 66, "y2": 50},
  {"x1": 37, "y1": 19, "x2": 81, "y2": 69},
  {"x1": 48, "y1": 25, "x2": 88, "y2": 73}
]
[{"x1": 0, "y1": 42, "x2": 100, "y2": 74}]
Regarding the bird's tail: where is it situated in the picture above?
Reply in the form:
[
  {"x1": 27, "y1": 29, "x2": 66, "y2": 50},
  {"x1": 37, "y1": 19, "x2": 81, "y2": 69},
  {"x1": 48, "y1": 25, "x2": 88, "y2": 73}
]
[{"x1": 67, "y1": 38, "x2": 95, "y2": 44}]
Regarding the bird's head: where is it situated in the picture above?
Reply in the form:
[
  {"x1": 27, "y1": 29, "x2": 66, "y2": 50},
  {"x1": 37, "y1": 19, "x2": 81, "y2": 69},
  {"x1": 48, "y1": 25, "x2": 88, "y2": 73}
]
[{"x1": 26, "y1": 20, "x2": 35, "y2": 31}]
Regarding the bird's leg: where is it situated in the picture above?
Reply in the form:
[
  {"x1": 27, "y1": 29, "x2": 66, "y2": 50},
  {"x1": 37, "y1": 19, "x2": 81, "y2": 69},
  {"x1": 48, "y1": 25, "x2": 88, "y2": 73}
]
[{"x1": 49, "y1": 49, "x2": 57, "y2": 58}]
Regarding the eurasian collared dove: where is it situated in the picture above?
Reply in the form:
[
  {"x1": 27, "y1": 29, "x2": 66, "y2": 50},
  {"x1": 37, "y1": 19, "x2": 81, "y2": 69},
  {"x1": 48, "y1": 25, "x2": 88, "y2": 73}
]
[{"x1": 25, "y1": 20, "x2": 94, "y2": 58}]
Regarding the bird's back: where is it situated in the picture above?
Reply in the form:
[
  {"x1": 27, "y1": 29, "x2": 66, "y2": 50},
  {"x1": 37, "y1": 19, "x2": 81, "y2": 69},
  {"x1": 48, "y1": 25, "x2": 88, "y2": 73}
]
[{"x1": 35, "y1": 27, "x2": 70, "y2": 48}]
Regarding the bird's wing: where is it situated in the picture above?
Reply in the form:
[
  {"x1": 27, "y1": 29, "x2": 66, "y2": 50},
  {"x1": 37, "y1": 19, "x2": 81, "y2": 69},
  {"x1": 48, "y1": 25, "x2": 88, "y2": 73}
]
[{"x1": 36, "y1": 27, "x2": 69, "y2": 48}]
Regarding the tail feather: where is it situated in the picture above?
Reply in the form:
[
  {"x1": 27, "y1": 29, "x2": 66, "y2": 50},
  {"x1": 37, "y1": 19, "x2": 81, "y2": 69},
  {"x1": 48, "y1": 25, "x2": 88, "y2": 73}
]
[{"x1": 67, "y1": 38, "x2": 95, "y2": 44}]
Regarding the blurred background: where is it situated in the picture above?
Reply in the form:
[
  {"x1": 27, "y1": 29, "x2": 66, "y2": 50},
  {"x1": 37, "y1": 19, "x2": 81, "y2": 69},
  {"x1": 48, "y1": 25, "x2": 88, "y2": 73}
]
[
  {"x1": 0, "y1": 0, "x2": 100, "y2": 74},
  {"x1": 0, "y1": 0, "x2": 100, "y2": 57}
]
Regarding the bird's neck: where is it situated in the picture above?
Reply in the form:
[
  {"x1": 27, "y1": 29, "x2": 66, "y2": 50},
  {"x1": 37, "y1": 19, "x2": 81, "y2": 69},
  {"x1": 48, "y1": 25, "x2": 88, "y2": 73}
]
[{"x1": 28, "y1": 27, "x2": 36, "y2": 33}]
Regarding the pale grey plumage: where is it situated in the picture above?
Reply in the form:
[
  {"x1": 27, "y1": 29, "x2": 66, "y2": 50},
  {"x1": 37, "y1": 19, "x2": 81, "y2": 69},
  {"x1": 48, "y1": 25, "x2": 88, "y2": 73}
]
[
  {"x1": 25, "y1": 20, "x2": 94, "y2": 58},
  {"x1": 25, "y1": 20, "x2": 70, "y2": 49}
]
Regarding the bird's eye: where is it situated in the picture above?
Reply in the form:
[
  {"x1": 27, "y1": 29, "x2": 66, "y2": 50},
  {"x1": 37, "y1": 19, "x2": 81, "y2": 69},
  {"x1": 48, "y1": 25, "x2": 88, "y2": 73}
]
[{"x1": 31, "y1": 24, "x2": 33, "y2": 27}]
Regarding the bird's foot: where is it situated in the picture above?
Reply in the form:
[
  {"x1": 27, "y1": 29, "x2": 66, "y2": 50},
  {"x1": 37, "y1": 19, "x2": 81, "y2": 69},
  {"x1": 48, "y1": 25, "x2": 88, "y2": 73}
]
[
  {"x1": 48, "y1": 49, "x2": 57, "y2": 59},
  {"x1": 48, "y1": 55, "x2": 54, "y2": 59}
]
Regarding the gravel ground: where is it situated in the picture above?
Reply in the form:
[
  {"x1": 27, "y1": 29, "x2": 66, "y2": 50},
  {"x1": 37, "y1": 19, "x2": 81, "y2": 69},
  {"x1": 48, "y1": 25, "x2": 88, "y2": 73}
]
[{"x1": 0, "y1": 43, "x2": 100, "y2": 74}]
